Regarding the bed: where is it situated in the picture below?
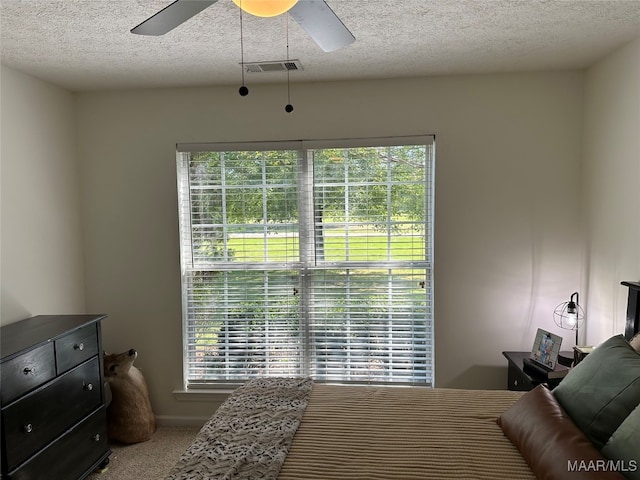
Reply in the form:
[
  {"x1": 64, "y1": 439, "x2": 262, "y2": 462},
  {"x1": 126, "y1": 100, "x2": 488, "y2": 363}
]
[{"x1": 166, "y1": 281, "x2": 640, "y2": 480}]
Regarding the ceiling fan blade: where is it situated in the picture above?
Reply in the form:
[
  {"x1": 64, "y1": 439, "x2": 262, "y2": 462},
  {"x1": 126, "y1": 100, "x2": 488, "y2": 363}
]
[
  {"x1": 131, "y1": 0, "x2": 218, "y2": 36},
  {"x1": 288, "y1": 0, "x2": 355, "y2": 52}
]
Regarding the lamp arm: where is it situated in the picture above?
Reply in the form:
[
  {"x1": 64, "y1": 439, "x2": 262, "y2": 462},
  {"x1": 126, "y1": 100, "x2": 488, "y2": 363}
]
[
  {"x1": 571, "y1": 292, "x2": 580, "y2": 345},
  {"x1": 571, "y1": 292, "x2": 579, "y2": 305}
]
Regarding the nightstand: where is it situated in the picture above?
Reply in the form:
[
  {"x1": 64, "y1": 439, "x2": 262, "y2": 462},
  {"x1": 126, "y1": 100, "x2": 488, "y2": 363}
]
[{"x1": 502, "y1": 351, "x2": 570, "y2": 391}]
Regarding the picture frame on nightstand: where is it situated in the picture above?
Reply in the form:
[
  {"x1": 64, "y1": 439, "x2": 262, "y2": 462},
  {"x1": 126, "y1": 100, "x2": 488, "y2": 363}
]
[{"x1": 529, "y1": 328, "x2": 562, "y2": 370}]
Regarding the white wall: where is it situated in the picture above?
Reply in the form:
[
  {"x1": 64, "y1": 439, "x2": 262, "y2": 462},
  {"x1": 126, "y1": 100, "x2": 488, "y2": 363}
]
[
  {"x1": 583, "y1": 38, "x2": 640, "y2": 343},
  {"x1": 3, "y1": 38, "x2": 638, "y2": 423},
  {"x1": 75, "y1": 72, "x2": 585, "y2": 420},
  {"x1": 1, "y1": 65, "x2": 87, "y2": 324}
]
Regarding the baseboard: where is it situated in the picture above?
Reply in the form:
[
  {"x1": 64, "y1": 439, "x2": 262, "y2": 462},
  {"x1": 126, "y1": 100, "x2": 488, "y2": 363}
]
[{"x1": 155, "y1": 415, "x2": 209, "y2": 427}]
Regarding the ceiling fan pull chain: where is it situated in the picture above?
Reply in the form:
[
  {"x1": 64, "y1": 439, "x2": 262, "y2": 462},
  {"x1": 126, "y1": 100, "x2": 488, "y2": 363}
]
[
  {"x1": 238, "y1": 1, "x2": 249, "y2": 97},
  {"x1": 285, "y1": 14, "x2": 294, "y2": 113}
]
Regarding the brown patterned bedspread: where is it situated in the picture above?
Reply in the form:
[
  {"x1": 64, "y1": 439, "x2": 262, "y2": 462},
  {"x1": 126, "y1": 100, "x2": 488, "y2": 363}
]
[{"x1": 279, "y1": 384, "x2": 535, "y2": 480}]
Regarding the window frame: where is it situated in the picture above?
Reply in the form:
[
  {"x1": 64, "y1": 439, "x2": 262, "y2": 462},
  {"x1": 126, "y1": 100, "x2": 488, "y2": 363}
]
[{"x1": 176, "y1": 136, "x2": 435, "y2": 389}]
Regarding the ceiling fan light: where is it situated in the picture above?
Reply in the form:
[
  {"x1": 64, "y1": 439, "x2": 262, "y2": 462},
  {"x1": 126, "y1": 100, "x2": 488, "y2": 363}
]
[{"x1": 232, "y1": 0, "x2": 298, "y2": 18}]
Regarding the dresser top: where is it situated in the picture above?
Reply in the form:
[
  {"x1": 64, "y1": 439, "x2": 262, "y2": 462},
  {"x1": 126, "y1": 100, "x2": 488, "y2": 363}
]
[{"x1": 1, "y1": 314, "x2": 107, "y2": 360}]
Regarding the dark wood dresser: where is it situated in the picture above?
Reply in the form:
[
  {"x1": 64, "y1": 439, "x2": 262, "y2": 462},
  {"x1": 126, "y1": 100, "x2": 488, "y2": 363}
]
[{"x1": 1, "y1": 314, "x2": 111, "y2": 480}]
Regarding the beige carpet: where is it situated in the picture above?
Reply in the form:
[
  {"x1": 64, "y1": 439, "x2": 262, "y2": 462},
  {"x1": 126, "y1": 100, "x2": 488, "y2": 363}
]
[{"x1": 88, "y1": 426, "x2": 200, "y2": 480}]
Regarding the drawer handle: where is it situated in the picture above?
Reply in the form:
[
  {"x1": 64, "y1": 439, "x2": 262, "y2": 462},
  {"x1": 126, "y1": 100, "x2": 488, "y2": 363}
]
[
  {"x1": 74, "y1": 343, "x2": 85, "y2": 351},
  {"x1": 24, "y1": 424, "x2": 33, "y2": 433},
  {"x1": 83, "y1": 382, "x2": 94, "y2": 391},
  {"x1": 92, "y1": 434, "x2": 101, "y2": 442},
  {"x1": 23, "y1": 367, "x2": 35, "y2": 375}
]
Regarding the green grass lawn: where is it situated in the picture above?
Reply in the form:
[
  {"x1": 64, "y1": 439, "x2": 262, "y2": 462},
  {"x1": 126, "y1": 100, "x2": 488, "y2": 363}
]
[{"x1": 226, "y1": 230, "x2": 425, "y2": 262}]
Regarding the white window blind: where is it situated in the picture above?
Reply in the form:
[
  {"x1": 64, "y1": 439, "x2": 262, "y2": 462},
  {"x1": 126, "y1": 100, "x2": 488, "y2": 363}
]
[{"x1": 177, "y1": 136, "x2": 434, "y2": 387}]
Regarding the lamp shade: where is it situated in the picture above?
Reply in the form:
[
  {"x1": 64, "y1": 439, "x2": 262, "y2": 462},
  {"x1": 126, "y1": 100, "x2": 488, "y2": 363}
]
[
  {"x1": 232, "y1": 0, "x2": 298, "y2": 17},
  {"x1": 553, "y1": 292, "x2": 585, "y2": 344}
]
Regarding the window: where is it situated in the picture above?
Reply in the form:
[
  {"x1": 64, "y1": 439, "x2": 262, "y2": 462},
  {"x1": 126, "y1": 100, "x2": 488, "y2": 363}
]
[{"x1": 177, "y1": 136, "x2": 434, "y2": 387}]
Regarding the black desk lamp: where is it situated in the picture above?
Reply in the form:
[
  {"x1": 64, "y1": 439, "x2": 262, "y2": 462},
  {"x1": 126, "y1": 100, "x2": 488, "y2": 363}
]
[{"x1": 553, "y1": 291, "x2": 585, "y2": 346}]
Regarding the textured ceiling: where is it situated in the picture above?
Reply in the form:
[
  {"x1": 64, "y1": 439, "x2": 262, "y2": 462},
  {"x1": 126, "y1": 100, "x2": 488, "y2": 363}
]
[{"x1": 1, "y1": 0, "x2": 639, "y2": 92}]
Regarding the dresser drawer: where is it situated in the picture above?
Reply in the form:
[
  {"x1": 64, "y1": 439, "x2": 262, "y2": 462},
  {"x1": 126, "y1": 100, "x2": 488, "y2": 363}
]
[
  {"x1": 2, "y1": 357, "x2": 102, "y2": 471},
  {"x1": 7, "y1": 407, "x2": 109, "y2": 480},
  {"x1": 55, "y1": 324, "x2": 98, "y2": 374},
  {"x1": 1, "y1": 343, "x2": 55, "y2": 406}
]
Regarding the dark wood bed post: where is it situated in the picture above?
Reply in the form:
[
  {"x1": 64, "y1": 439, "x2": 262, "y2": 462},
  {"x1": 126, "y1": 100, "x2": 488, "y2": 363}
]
[{"x1": 621, "y1": 281, "x2": 640, "y2": 340}]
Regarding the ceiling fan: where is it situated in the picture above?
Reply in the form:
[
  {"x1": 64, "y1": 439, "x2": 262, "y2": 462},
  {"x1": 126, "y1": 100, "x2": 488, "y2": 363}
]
[{"x1": 131, "y1": 0, "x2": 355, "y2": 53}]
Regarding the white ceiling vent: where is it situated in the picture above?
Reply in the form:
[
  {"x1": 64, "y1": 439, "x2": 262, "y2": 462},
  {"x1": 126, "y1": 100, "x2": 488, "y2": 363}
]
[{"x1": 243, "y1": 59, "x2": 303, "y2": 74}]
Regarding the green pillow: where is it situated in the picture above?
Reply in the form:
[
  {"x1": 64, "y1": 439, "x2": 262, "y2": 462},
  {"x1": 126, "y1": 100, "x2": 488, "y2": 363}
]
[
  {"x1": 553, "y1": 334, "x2": 640, "y2": 450},
  {"x1": 602, "y1": 404, "x2": 640, "y2": 480}
]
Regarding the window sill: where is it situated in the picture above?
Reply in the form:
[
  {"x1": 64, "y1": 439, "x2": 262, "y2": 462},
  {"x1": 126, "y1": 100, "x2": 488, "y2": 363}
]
[{"x1": 172, "y1": 389, "x2": 236, "y2": 402}]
